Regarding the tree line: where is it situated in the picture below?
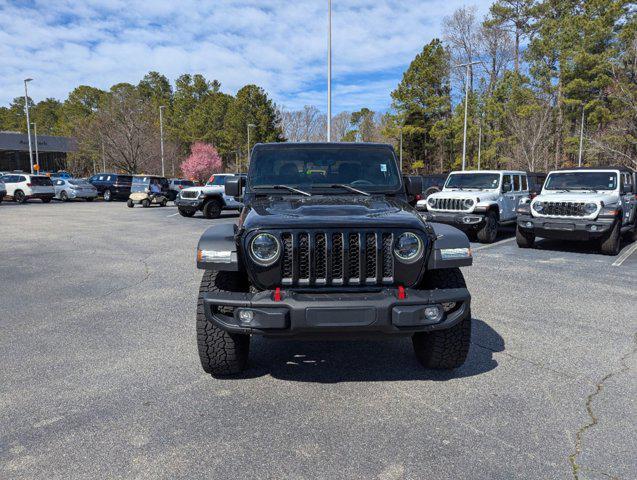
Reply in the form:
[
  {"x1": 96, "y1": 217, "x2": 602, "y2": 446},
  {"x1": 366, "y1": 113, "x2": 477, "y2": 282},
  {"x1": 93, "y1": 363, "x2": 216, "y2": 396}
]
[{"x1": 0, "y1": 0, "x2": 634, "y2": 176}]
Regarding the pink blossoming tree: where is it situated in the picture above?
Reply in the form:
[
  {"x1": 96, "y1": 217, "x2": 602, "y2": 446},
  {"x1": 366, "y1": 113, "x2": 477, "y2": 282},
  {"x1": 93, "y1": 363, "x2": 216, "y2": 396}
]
[{"x1": 180, "y1": 142, "x2": 223, "y2": 182}]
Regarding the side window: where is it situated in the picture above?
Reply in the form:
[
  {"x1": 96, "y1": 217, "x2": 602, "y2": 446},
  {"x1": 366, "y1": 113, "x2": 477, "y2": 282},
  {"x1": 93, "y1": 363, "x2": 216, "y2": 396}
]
[
  {"x1": 521, "y1": 175, "x2": 528, "y2": 191},
  {"x1": 513, "y1": 175, "x2": 521, "y2": 191},
  {"x1": 623, "y1": 173, "x2": 633, "y2": 192},
  {"x1": 502, "y1": 174, "x2": 512, "y2": 191},
  {"x1": 57, "y1": 180, "x2": 64, "y2": 186},
  {"x1": 98, "y1": 175, "x2": 104, "y2": 181},
  {"x1": 106, "y1": 176, "x2": 112, "y2": 181},
  {"x1": 19, "y1": 176, "x2": 27, "y2": 182}
]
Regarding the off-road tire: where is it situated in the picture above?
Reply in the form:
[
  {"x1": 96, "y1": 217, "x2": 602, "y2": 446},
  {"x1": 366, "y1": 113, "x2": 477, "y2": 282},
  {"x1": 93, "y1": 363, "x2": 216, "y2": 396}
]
[
  {"x1": 103, "y1": 189, "x2": 113, "y2": 202},
  {"x1": 197, "y1": 270, "x2": 250, "y2": 376},
  {"x1": 178, "y1": 207, "x2": 196, "y2": 217},
  {"x1": 60, "y1": 191, "x2": 69, "y2": 202},
  {"x1": 203, "y1": 198, "x2": 222, "y2": 219},
  {"x1": 127, "y1": 199, "x2": 134, "y2": 208},
  {"x1": 14, "y1": 190, "x2": 27, "y2": 203},
  {"x1": 516, "y1": 226, "x2": 535, "y2": 248},
  {"x1": 423, "y1": 186, "x2": 441, "y2": 199},
  {"x1": 476, "y1": 211, "x2": 498, "y2": 243},
  {"x1": 41, "y1": 197, "x2": 52, "y2": 203},
  {"x1": 412, "y1": 268, "x2": 472, "y2": 369},
  {"x1": 600, "y1": 220, "x2": 621, "y2": 256},
  {"x1": 141, "y1": 199, "x2": 150, "y2": 208}
]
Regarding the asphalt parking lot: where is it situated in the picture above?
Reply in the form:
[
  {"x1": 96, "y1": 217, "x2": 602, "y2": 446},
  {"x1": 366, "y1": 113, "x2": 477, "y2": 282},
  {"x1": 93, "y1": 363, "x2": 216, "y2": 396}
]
[{"x1": 1, "y1": 200, "x2": 635, "y2": 480}]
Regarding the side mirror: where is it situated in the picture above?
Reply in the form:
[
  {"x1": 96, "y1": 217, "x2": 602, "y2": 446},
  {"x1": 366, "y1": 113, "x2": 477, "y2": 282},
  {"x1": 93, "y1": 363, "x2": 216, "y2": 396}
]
[
  {"x1": 225, "y1": 177, "x2": 244, "y2": 197},
  {"x1": 502, "y1": 183, "x2": 512, "y2": 193},
  {"x1": 403, "y1": 175, "x2": 423, "y2": 197}
]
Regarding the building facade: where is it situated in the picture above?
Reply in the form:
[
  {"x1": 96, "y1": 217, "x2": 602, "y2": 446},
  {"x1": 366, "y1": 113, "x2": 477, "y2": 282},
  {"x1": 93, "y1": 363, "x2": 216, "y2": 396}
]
[{"x1": 0, "y1": 131, "x2": 76, "y2": 173}]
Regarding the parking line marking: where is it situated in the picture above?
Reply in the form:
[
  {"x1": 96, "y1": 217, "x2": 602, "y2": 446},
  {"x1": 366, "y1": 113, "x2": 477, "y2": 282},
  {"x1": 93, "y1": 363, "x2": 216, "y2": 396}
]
[
  {"x1": 612, "y1": 242, "x2": 637, "y2": 267},
  {"x1": 166, "y1": 213, "x2": 179, "y2": 217},
  {"x1": 473, "y1": 237, "x2": 516, "y2": 251}
]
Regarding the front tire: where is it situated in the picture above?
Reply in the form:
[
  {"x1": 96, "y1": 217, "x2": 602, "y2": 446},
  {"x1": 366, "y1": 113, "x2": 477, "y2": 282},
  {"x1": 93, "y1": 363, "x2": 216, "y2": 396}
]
[
  {"x1": 141, "y1": 199, "x2": 150, "y2": 208},
  {"x1": 516, "y1": 226, "x2": 535, "y2": 248},
  {"x1": 600, "y1": 220, "x2": 621, "y2": 256},
  {"x1": 197, "y1": 270, "x2": 250, "y2": 376},
  {"x1": 60, "y1": 191, "x2": 69, "y2": 202},
  {"x1": 412, "y1": 268, "x2": 472, "y2": 369},
  {"x1": 476, "y1": 211, "x2": 498, "y2": 243},
  {"x1": 14, "y1": 190, "x2": 27, "y2": 203},
  {"x1": 178, "y1": 207, "x2": 196, "y2": 217},
  {"x1": 127, "y1": 199, "x2": 134, "y2": 208},
  {"x1": 203, "y1": 199, "x2": 222, "y2": 219}
]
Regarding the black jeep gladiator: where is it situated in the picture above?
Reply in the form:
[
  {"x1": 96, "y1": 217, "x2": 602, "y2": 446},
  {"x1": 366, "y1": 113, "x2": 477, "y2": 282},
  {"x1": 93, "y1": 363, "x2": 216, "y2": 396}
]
[{"x1": 194, "y1": 143, "x2": 474, "y2": 375}]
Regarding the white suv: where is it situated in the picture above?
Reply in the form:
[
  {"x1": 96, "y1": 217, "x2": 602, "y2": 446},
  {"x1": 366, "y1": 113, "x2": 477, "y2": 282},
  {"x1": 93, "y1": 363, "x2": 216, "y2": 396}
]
[
  {"x1": 0, "y1": 173, "x2": 55, "y2": 203},
  {"x1": 175, "y1": 174, "x2": 245, "y2": 219},
  {"x1": 417, "y1": 170, "x2": 530, "y2": 243},
  {"x1": 516, "y1": 167, "x2": 637, "y2": 255},
  {"x1": 0, "y1": 177, "x2": 6, "y2": 203}
]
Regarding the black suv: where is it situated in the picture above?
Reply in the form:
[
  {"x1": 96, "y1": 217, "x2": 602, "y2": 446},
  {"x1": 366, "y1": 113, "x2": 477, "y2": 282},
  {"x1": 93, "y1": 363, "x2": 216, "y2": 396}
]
[
  {"x1": 88, "y1": 173, "x2": 133, "y2": 201},
  {"x1": 194, "y1": 143, "x2": 474, "y2": 375}
]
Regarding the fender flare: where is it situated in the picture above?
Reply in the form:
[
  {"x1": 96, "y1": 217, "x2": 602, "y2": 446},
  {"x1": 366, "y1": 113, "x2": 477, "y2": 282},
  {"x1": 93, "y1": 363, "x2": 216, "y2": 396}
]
[
  {"x1": 196, "y1": 223, "x2": 239, "y2": 271},
  {"x1": 427, "y1": 223, "x2": 473, "y2": 269}
]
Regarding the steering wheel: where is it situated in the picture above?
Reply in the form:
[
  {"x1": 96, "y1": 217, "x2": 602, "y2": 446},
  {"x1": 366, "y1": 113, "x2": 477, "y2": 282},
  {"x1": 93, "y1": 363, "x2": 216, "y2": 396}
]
[{"x1": 351, "y1": 180, "x2": 374, "y2": 187}]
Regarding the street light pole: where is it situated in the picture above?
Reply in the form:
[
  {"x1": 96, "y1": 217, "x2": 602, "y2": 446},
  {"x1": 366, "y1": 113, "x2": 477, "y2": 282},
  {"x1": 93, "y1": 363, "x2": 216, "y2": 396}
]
[
  {"x1": 399, "y1": 127, "x2": 403, "y2": 173},
  {"x1": 24, "y1": 78, "x2": 34, "y2": 174},
  {"x1": 31, "y1": 122, "x2": 40, "y2": 170},
  {"x1": 327, "y1": 0, "x2": 332, "y2": 142},
  {"x1": 247, "y1": 123, "x2": 256, "y2": 173},
  {"x1": 453, "y1": 62, "x2": 480, "y2": 171},
  {"x1": 477, "y1": 112, "x2": 483, "y2": 171},
  {"x1": 578, "y1": 106, "x2": 585, "y2": 167},
  {"x1": 159, "y1": 106, "x2": 166, "y2": 177}
]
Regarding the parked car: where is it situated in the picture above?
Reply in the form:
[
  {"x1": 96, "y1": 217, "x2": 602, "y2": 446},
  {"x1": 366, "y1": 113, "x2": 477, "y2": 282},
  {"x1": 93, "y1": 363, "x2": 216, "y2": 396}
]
[
  {"x1": 175, "y1": 173, "x2": 245, "y2": 219},
  {"x1": 53, "y1": 178, "x2": 98, "y2": 202},
  {"x1": 417, "y1": 170, "x2": 530, "y2": 243},
  {"x1": 194, "y1": 142, "x2": 473, "y2": 375},
  {"x1": 527, "y1": 172, "x2": 547, "y2": 199},
  {"x1": 88, "y1": 173, "x2": 133, "y2": 201},
  {"x1": 49, "y1": 171, "x2": 73, "y2": 180},
  {"x1": 516, "y1": 167, "x2": 637, "y2": 255},
  {"x1": 127, "y1": 175, "x2": 170, "y2": 208},
  {"x1": 167, "y1": 178, "x2": 195, "y2": 201},
  {"x1": 0, "y1": 173, "x2": 55, "y2": 203},
  {"x1": 421, "y1": 173, "x2": 449, "y2": 198},
  {"x1": 0, "y1": 177, "x2": 6, "y2": 203}
]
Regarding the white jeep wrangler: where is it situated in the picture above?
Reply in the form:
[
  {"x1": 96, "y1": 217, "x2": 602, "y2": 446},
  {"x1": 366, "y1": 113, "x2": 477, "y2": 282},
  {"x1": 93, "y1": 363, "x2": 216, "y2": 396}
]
[
  {"x1": 175, "y1": 174, "x2": 245, "y2": 219},
  {"x1": 417, "y1": 170, "x2": 529, "y2": 243},
  {"x1": 516, "y1": 167, "x2": 637, "y2": 255}
]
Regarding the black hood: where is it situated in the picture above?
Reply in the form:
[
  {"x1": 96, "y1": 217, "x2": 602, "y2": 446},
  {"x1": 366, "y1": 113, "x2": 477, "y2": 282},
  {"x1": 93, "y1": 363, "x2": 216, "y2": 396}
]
[{"x1": 240, "y1": 195, "x2": 426, "y2": 230}]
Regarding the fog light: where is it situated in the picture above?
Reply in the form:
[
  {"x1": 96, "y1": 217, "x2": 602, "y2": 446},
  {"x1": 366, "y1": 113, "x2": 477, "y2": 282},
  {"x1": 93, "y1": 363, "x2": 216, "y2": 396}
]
[
  {"x1": 424, "y1": 306, "x2": 442, "y2": 322},
  {"x1": 238, "y1": 310, "x2": 254, "y2": 324},
  {"x1": 525, "y1": 222, "x2": 533, "y2": 228},
  {"x1": 590, "y1": 225, "x2": 598, "y2": 232}
]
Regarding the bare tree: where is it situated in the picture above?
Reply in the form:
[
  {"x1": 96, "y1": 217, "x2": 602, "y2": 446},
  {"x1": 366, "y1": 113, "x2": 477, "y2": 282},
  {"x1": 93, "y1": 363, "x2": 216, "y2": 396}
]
[
  {"x1": 478, "y1": 22, "x2": 515, "y2": 90},
  {"x1": 331, "y1": 111, "x2": 352, "y2": 141},
  {"x1": 506, "y1": 101, "x2": 552, "y2": 171},
  {"x1": 279, "y1": 106, "x2": 327, "y2": 142},
  {"x1": 443, "y1": 6, "x2": 480, "y2": 89}
]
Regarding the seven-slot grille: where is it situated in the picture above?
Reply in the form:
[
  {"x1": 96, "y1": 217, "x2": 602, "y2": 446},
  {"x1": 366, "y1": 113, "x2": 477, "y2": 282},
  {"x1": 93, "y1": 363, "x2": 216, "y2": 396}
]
[
  {"x1": 429, "y1": 197, "x2": 468, "y2": 211},
  {"x1": 180, "y1": 190, "x2": 199, "y2": 199},
  {"x1": 540, "y1": 202, "x2": 590, "y2": 217},
  {"x1": 277, "y1": 231, "x2": 395, "y2": 286}
]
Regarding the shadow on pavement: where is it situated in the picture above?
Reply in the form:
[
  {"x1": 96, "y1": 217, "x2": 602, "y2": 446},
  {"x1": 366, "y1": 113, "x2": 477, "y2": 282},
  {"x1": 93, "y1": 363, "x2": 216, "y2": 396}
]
[
  {"x1": 232, "y1": 319, "x2": 502, "y2": 383},
  {"x1": 533, "y1": 236, "x2": 635, "y2": 256}
]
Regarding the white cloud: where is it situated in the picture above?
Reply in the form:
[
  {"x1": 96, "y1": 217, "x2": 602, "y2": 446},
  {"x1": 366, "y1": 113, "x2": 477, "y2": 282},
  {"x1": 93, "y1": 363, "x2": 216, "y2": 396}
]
[{"x1": 0, "y1": 0, "x2": 491, "y2": 112}]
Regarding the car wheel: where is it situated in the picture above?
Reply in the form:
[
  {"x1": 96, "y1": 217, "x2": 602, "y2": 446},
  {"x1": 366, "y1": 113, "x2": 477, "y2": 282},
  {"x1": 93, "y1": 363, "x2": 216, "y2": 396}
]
[
  {"x1": 178, "y1": 207, "x2": 196, "y2": 217},
  {"x1": 476, "y1": 211, "x2": 498, "y2": 243},
  {"x1": 197, "y1": 270, "x2": 250, "y2": 376},
  {"x1": 160, "y1": 199, "x2": 168, "y2": 207},
  {"x1": 412, "y1": 268, "x2": 471, "y2": 369},
  {"x1": 600, "y1": 220, "x2": 621, "y2": 256},
  {"x1": 85, "y1": 197, "x2": 94, "y2": 202},
  {"x1": 41, "y1": 197, "x2": 52, "y2": 203},
  {"x1": 141, "y1": 199, "x2": 150, "y2": 208},
  {"x1": 60, "y1": 191, "x2": 69, "y2": 202},
  {"x1": 423, "y1": 186, "x2": 441, "y2": 199},
  {"x1": 516, "y1": 226, "x2": 535, "y2": 248},
  {"x1": 14, "y1": 190, "x2": 27, "y2": 203},
  {"x1": 203, "y1": 199, "x2": 222, "y2": 219},
  {"x1": 127, "y1": 199, "x2": 134, "y2": 208},
  {"x1": 103, "y1": 189, "x2": 112, "y2": 202}
]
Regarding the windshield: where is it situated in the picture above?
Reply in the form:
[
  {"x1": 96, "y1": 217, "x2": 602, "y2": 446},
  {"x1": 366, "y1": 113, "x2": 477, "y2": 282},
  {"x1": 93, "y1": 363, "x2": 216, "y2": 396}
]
[
  {"x1": 445, "y1": 173, "x2": 500, "y2": 190},
  {"x1": 131, "y1": 176, "x2": 167, "y2": 193},
  {"x1": 207, "y1": 175, "x2": 231, "y2": 186},
  {"x1": 544, "y1": 172, "x2": 618, "y2": 191},
  {"x1": 249, "y1": 145, "x2": 401, "y2": 192},
  {"x1": 31, "y1": 176, "x2": 53, "y2": 186}
]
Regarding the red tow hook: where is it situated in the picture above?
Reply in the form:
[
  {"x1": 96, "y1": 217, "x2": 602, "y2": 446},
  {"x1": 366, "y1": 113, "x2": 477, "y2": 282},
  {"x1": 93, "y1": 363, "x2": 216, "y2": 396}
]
[
  {"x1": 273, "y1": 287, "x2": 282, "y2": 302},
  {"x1": 397, "y1": 285, "x2": 406, "y2": 300}
]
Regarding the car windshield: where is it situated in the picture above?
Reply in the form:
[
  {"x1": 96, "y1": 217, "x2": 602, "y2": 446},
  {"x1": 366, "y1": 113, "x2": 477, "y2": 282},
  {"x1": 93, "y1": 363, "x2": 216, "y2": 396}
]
[
  {"x1": 445, "y1": 173, "x2": 500, "y2": 190},
  {"x1": 206, "y1": 176, "x2": 231, "y2": 186},
  {"x1": 69, "y1": 180, "x2": 91, "y2": 186},
  {"x1": 249, "y1": 145, "x2": 401, "y2": 193},
  {"x1": 31, "y1": 176, "x2": 53, "y2": 186},
  {"x1": 544, "y1": 172, "x2": 618, "y2": 191}
]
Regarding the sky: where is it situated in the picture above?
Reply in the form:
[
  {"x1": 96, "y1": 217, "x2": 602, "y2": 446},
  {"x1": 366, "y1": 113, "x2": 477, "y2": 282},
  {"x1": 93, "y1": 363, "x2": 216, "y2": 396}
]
[{"x1": 0, "y1": 0, "x2": 490, "y2": 113}]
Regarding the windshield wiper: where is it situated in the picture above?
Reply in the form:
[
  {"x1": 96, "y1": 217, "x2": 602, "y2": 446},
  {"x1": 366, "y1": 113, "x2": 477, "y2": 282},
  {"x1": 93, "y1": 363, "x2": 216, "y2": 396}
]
[
  {"x1": 322, "y1": 184, "x2": 371, "y2": 196},
  {"x1": 253, "y1": 185, "x2": 312, "y2": 197}
]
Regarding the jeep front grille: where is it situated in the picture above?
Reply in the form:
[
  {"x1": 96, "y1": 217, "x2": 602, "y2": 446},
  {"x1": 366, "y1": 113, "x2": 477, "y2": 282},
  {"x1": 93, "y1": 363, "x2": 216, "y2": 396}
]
[
  {"x1": 278, "y1": 230, "x2": 395, "y2": 286},
  {"x1": 429, "y1": 198, "x2": 467, "y2": 211},
  {"x1": 180, "y1": 190, "x2": 199, "y2": 199},
  {"x1": 541, "y1": 202, "x2": 588, "y2": 217}
]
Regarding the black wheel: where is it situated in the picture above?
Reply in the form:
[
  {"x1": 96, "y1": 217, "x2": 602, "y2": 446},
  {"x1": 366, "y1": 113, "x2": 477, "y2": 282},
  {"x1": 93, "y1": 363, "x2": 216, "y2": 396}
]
[
  {"x1": 14, "y1": 190, "x2": 27, "y2": 203},
  {"x1": 60, "y1": 191, "x2": 69, "y2": 202},
  {"x1": 178, "y1": 207, "x2": 196, "y2": 217},
  {"x1": 465, "y1": 230, "x2": 478, "y2": 242},
  {"x1": 0, "y1": 196, "x2": 3, "y2": 203},
  {"x1": 160, "y1": 199, "x2": 167, "y2": 207},
  {"x1": 127, "y1": 199, "x2": 134, "y2": 208},
  {"x1": 103, "y1": 189, "x2": 113, "y2": 202},
  {"x1": 141, "y1": 199, "x2": 150, "y2": 208},
  {"x1": 41, "y1": 197, "x2": 52, "y2": 203},
  {"x1": 203, "y1": 199, "x2": 222, "y2": 219},
  {"x1": 412, "y1": 268, "x2": 472, "y2": 370},
  {"x1": 85, "y1": 197, "x2": 94, "y2": 202},
  {"x1": 600, "y1": 220, "x2": 621, "y2": 256},
  {"x1": 476, "y1": 211, "x2": 498, "y2": 243},
  {"x1": 197, "y1": 270, "x2": 250, "y2": 376},
  {"x1": 516, "y1": 226, "x2": 535, "y2": 248}
]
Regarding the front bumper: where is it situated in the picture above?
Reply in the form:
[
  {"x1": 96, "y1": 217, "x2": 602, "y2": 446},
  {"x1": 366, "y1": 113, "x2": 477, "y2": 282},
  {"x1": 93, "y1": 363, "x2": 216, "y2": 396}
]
[
  {"x1": 517, "y1": 214, "x2": 615, "y2": 240},
  {"x1": 204, "y1": 287, "x2": 471, "y2": 337},
  {"x1": 175, "y1": 197, "x2": 203, "y2": 209},
  {"x1": 421, "y1": 210, "x2": 485, "y2": 229}
]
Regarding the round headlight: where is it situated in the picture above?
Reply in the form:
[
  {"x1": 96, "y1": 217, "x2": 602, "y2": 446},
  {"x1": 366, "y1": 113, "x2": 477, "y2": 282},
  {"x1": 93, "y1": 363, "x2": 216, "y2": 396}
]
[
  {"x1": 250, "y1": 233, "x2": 280, "y2": 266},
  {"x1": 463, "y1": 198, "x2": 475, "y2": 209},
  {"x1": 394, "y1": 232, "x2": 423, "y2": 263},
  {"x1": 532, "y1": 201, "x2": 544, "y2": 213},
  {"x1": 584, "y1": 202, "x2": 597, "y2": 214},
  {"x1": 428, "y1": 197, "x2": 436, "y2": 206}
]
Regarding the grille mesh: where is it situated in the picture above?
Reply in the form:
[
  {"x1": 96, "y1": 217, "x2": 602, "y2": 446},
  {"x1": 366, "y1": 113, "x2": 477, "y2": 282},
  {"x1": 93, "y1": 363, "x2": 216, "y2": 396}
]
[
  {"x1": 382, "y1": 233, "x2": 393, "y2": 278},
  {"x1": 315, "y1": 233, "x2": 327, "y2": 279},
  {"x1": 298, "y1": 233, "x2": 309, "y2": 279},
  {"x1": 281, "y1": 234, "x2": 293, "y2": 278},
  {"x1": 542, "y1": 202, "x2": 588, "y2": 217},
  {"x1": 348, "y1": 234, "x2": 360, "y2": 280},
  {"x1": 365, "y1": 233, "x2": 377, "y2": 279},
  {"x1": 430, "y1": 198, "x2": 466, "y2": 211},
  {"x1": 332, "y1": 233, "x2": 344, "y2": 280}
]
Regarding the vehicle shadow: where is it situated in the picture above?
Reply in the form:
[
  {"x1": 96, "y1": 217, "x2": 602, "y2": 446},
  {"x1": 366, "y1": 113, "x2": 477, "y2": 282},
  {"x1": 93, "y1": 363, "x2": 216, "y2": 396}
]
[
  {"x1": 533, "y1": 235, "x2": 635, "y2": 256},
  {"x1": 233, "y1": 319, "x2": 503, "y2": 383}
]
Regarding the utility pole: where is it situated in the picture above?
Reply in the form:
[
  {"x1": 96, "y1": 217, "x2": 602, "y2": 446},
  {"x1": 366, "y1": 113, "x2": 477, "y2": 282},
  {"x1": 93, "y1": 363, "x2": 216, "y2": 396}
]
[
  {"x1": 453, "y1": 62, "x2": 480, "y2": 171},
  {"x1": 24, "y1": 78, "x2": 34, "y2": 174},
  {"x1": 159, "y1": 106, "x2": 166, "y2": 177},
  {"x1": 327, "y1": 0, "x2": 332, "y2": 142},
  {"x1": 247, "y1": 123, "x2": 256, "y2": 172},
  {"x1": 578, "y1": 106, "x2": 585, "y2": 167},
  {"x1": 399, "y1": 127, "x2": 403, "y2": 173},
  {"x1": 477, "y1": 113, "x2": 483, "y2": 171},
  {"x1": 31, "y1": 122, "x2": 40, "y2": 171}
]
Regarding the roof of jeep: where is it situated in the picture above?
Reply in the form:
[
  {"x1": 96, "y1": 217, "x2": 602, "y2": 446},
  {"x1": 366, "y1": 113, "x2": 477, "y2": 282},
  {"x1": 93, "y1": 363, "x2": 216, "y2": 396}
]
[{"x1": 552, "y1": 166, "x2": 635, "y2": 173}]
